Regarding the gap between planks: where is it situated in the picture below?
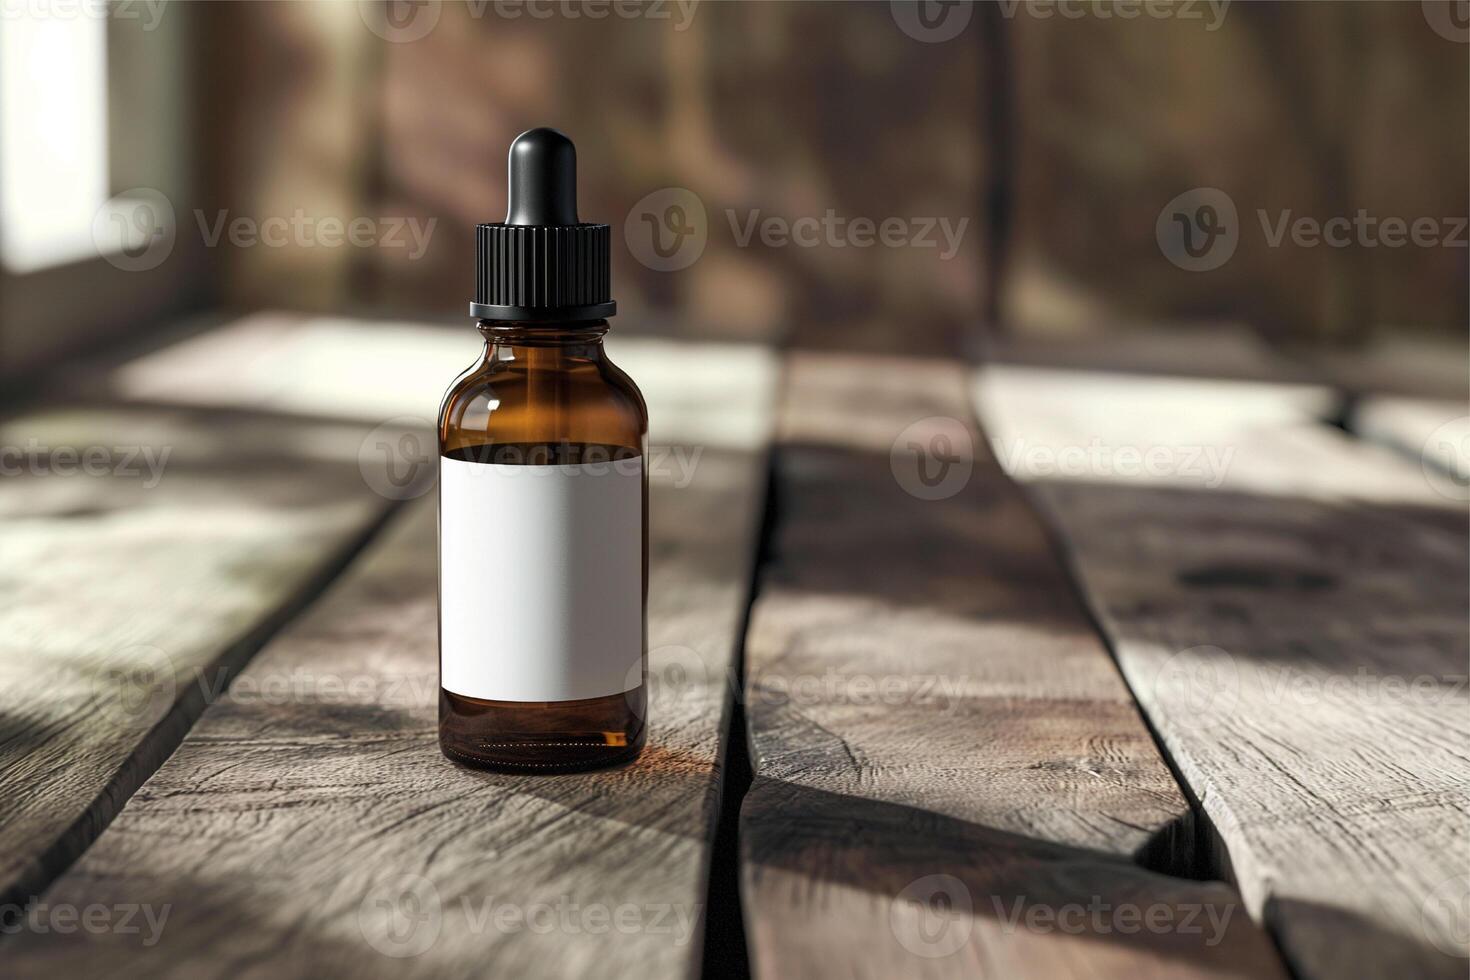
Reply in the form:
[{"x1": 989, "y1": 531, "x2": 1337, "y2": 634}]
[
  {"x1": 0, "y1": 403, "x2": 404, "y2": 921},
  {"x1": 2, "y1": 333, "x2": 776, "y2": 980},
  {"x1": 737, "y1": 351, "x2": 1287, "y2": 980},
  {"x1": 973, "y1": 356, "x2": 1469, "y2": 980}
]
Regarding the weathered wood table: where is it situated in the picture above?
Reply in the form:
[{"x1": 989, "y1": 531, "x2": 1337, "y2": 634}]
[{"x1": 1, "y1": 315, "x2": 1464, "y2": 979}]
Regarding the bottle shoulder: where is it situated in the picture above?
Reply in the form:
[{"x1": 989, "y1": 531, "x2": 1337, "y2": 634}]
[
  {"x1": 439, "y1": 354, "x2": 646, "y2": 452},
  {"x1": 441, "y1": 357, "x2": 644, "y2": 414},
  {"x1": 599, "y1": 354, "x2": 648, "y2": 417}
]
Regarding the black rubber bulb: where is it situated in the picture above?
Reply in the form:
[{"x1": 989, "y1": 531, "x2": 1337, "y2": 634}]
[{"x1": 505, "y1": 128, "x2": 579, "y2": 226}]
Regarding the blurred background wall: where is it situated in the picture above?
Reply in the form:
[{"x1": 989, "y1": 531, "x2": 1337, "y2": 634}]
[
  {"x1": 1006, "y1": 1, "x2": 1468, "y2": 347},
  {"x1": 0, "y1": 0, "x2": 1465, "y2": 373}
]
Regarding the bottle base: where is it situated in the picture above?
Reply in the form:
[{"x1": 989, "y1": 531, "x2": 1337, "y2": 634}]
[
  {"x1": 438, "y1": 687, "x2": 646, "y2": 773},
  {"x1": 440, "y1": 738, "x2": 644, "y2": 773}
]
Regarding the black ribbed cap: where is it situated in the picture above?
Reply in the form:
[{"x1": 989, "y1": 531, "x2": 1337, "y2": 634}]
[{"x1": 470, "y1": 128, "x2": 616, "y2": 322}]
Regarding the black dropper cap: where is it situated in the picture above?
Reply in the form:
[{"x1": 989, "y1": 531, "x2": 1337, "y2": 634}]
[{"x1": 470, "y1": 128, "x2": 616, "y2": 322}]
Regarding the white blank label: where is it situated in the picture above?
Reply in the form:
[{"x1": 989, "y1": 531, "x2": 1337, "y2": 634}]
[{"x1": 439, "y1": 455, "x2": 644, "y2": 702}]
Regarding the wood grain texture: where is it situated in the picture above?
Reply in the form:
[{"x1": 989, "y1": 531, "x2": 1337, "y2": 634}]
[
  {"x1": 973, "y1": 362, "x2": 1470, "y2": 979},
  {"x1": 2, "y1": 342, "x2": 776, "y2": 980},
  {"x1": 0, "y1": 405, "x2": 393, "y2": 919},
  {"x1": 739, "y1": 352, "x2": 1287, "y2": 979}
]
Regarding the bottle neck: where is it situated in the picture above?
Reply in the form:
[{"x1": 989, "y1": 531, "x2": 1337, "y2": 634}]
[{"x1": 477, "y1": 319, "x2": 608, "y2": 363}]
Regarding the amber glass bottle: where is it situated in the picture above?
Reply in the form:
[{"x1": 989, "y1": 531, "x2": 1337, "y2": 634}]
[{"x1": 438, "y1": 129, "x2": 647, "y2": 771}]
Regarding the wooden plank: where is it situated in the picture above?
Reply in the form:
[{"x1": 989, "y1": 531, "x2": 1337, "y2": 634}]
[
  {"x1": 980, "y1": 322, "x2": 1317, "y2": 383},
  {"x1": 3, "y1": 340, "x2": 776, "y2": 979},
  {"x1": 1303, "y1": 332, "x2": 1470, "y2": 402},
  {"x1": 1284, "y1": 329, "x2": 1468, "y2": 504},
  {"x1": 979, "y1": 327, "x2": 1470, "y2": 505},
  {"x1": 106, "y1": 311, "x2": 469, "y2": 422},
  {"x1": 973, "y1": 362, "x2": 1470, "y2": 979},
  {"x1": 975, "y1": 364, "x2": 1454, "y2": 508},
  {"x1": 1351, "y1": 396, "x2": 1468, "y2": 504},
  {"x1": 739, "y1": 352, "x2": 1287, "y2": 979},
  {"x1": 103, "y1": 311, "x2": 776, "y2": 451},
  {"x1": 0, "y1": 404, "x2": 395, "y2": 917}
]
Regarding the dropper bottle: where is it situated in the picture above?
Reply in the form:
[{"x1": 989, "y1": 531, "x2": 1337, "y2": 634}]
[{"x1": 438, "y1": 128, "x2": 648, "y2": 771}]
